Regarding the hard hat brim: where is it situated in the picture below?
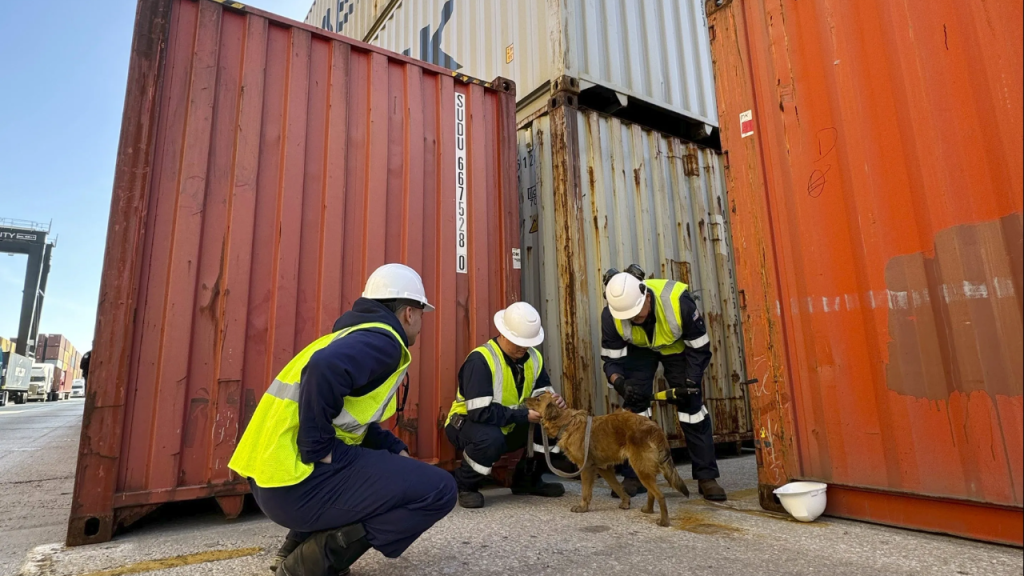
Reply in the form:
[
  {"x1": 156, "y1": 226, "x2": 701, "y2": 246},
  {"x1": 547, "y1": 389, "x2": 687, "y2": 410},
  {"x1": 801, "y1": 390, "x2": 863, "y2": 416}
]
[
  {"x1": 493, "y1": 310, "x2": 544, "y2": 348},
  {"x1": 609, "y1": 300, "x2": 645, "y2": 320}
]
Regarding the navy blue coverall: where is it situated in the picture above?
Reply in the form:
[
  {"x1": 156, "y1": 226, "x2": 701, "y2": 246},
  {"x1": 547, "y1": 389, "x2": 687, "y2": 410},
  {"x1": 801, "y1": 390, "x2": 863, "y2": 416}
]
[
  {"x1": 248, "y1": 299, "x2": 457, "y2": 559},
  {"x1": 600, "y1": 289, "x2": 719, "y2": 480}
]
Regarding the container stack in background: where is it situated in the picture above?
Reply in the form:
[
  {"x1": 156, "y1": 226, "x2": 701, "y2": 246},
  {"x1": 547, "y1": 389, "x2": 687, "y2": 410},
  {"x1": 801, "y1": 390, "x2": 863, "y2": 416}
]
[
  {"x1": 38, "y1": 334, "x2": 82, "y2": 397},
  {"x1": 306, "y1": 0, "x2": 751, "y2": 448}
]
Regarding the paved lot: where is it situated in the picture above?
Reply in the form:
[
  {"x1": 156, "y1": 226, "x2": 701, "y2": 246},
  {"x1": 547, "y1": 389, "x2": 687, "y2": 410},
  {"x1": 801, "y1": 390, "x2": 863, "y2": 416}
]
[
  {"x1": 0, "y1": 399, "x2": 84, "y2": 576},
  {"x1": 6, "y1": 401, "x2": 1022, "y2": 576}
]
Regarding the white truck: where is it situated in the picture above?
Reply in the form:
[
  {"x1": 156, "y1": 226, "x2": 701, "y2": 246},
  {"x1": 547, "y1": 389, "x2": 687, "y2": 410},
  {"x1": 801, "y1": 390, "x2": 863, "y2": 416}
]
[
  {"x1": 28, "y1": 363, "x2": 58, "y2": 402},
  {"x1": 71, "y1": 378, "x2": 85, "y2": 398}
]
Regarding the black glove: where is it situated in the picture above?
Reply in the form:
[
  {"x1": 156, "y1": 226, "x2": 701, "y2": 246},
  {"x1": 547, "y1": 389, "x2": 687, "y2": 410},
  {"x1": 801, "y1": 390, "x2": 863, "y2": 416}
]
[
  {"x1": 623, "y1": 378, "x2": 652, "y2": 413},
  {"x1": 610, "y1": 376, "x2": 628, "y2": 399}
]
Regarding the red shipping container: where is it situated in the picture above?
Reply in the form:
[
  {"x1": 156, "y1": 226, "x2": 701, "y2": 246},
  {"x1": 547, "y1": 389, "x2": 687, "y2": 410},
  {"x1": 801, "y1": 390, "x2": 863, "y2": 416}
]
[
  {"x1": 69, "y1": 0, "x2": 519, "y2": 545},
  {"x1": 708, "y1": 0, "x2": 1022, "y2": 545}
]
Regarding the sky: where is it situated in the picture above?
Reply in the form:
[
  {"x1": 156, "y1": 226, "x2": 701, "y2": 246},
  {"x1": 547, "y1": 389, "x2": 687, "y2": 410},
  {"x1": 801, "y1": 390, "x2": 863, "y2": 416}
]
[{"x1": 0, "y1": 0, "x2": 314, "y2": 355}]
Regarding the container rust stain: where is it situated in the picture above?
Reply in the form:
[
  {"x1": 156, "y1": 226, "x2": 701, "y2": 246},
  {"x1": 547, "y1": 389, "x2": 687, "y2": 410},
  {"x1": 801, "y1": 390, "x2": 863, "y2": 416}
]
[
  {"x1": 709, "y1": 0, "x2": 1023, "y2": 544},
  {"x1": 68, "y1": 0, "x2": 519, "y2": 546}
]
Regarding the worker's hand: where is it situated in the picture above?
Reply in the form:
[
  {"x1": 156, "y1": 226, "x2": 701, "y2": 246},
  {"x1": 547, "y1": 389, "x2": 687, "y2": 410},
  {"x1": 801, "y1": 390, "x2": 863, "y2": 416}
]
[
  {"x1": 528, "y1": 410, "x2": 543, "y2": 423},
  {"x1": 399, "y1": 450, "x2": 411, "y2": 458},
  {"x1": 550, "y1": 392, "x2": 567, "y2": 409}
]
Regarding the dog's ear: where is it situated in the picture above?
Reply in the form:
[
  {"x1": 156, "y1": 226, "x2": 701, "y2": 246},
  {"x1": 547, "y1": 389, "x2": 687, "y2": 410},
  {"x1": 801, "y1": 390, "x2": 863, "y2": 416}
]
[{"x1": 542, "y1": 400, "x2": 561, "y2": 422}]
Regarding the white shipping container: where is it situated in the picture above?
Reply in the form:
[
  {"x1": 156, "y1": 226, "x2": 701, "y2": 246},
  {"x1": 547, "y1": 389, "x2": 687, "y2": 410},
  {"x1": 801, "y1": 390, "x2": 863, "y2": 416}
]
[
  {"x1": 304, "y1": 0, "x2": 380, "y2": 40},
  {"x1": 305, "y1": 0, "x2": 718, "y2": 126}
]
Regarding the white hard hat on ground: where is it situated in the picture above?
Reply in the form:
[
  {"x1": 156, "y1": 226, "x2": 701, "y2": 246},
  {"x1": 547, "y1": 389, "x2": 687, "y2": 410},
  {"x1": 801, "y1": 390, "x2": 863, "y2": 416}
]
[
  {"x1": 494, "y1": 302, "x2": 544, "y2": 348},
  {"x1": 605, "y1": 272, "x2": 646, "y2": 319},
  {"x1": 362, "y1": 263, "x2": 435, "y2": 312}
]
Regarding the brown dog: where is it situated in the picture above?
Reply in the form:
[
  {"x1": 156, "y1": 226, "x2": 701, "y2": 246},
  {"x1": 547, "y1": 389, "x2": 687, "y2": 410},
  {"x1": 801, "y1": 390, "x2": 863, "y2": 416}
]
[{"x1": 524, "y1": 392, "x2": 689, "y2": 527}]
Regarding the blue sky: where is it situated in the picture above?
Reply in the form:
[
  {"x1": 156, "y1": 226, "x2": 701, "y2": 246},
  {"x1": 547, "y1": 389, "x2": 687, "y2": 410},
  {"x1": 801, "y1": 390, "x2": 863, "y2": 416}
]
[{"x1": 0, "y1": 0, "x2": 313, "y2": 354}]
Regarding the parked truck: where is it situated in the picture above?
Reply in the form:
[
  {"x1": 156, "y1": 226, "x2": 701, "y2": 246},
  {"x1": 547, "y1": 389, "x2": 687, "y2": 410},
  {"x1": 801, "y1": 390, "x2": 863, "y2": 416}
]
[
  {"x1": 28, "y1": 363, "x2": 68, "y2": 402},
  {"x1": 0, "y1": 350, "x2": 33, "y2": 406}
]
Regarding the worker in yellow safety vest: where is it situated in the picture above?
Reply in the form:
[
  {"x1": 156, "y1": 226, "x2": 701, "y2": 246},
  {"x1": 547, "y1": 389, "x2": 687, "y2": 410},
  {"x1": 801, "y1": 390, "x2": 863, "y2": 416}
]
[
  {"x1": 600, "y1": 266, "x2": 727, "y2": 501},
  {"x1": 444, "y1": 302, "x2": 568, "y2": 508},
  {"x1": 228, "y1": 264, "x2": 456, "y2": 576}
]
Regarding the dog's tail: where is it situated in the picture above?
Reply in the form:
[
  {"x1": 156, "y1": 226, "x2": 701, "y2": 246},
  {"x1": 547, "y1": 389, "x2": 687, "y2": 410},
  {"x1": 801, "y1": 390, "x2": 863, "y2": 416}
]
[{"x1": 659, "y1": 451, "x2": 690, "y2": 498}]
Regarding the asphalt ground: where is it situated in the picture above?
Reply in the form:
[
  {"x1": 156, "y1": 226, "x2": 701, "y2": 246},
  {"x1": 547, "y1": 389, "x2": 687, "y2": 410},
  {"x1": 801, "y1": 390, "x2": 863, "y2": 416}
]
[{"x1": 5, "y1": 400, "x2": 1021, "y2": 576}]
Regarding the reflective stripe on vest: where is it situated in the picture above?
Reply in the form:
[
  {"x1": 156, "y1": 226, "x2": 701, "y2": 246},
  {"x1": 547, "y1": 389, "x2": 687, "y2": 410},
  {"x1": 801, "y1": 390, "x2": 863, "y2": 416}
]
[
  {"x1": 228, "y1": 322, "x2": 411, "y2": 488},
  {"x1": 445, "y1": 341, "x2": 543, "y2": 435},
  {"x1": 614, "y1": 280, "x2": 688, "y2": 356}
]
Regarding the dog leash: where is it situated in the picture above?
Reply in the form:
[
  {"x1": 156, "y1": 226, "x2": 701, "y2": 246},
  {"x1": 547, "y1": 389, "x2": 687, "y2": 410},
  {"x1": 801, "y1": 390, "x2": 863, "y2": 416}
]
[{"x1": 527, "y1": 416, "x2": 593, "y2": 479}]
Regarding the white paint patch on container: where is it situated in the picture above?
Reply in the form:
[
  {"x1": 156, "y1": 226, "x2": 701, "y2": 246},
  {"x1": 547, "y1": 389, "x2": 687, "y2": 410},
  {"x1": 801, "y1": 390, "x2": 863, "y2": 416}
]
[
  {"x1": 993, "y1": 277, "x2": 1016, "y2": 298},
  {"x1": 962, "y1": 281, "x2": 989, "y2": 299},
  {"x1": 888, "y1": 290, "x2": 909, "y2": 310}
]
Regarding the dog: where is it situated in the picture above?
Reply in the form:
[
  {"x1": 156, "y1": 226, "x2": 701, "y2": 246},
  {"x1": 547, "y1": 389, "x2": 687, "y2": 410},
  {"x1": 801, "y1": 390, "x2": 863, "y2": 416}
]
[{"x1": 524, "y1": 392, "x2": 689, "y2": 527}]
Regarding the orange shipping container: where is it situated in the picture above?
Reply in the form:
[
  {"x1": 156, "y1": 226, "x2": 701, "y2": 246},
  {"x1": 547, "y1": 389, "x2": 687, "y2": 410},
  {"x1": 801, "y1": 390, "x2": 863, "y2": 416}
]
[
  {"x1": 708, "y1": 0, "x2": 1022, "y2": 545},
  {"x1": 69, "y1": 0, "x2": 519, "y2": 546}
]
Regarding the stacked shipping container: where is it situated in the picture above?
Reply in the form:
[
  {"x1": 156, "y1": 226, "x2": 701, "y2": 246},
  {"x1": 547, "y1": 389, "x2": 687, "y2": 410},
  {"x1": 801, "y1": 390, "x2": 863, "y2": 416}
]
[
  {"x1": 307, "y1": 0, "x2": 719, "y2": 126},
  {"x1": 38, "y1": 333, "x2": 82, "y2": 393},
  {"x1": 307, "y1": 0, "x2": 751, "y2": 444}
]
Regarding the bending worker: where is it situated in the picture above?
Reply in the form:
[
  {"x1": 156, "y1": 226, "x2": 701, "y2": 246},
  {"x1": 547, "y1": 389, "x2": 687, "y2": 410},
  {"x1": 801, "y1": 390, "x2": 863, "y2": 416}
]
[
  {"x1": 445, "y1": 301, "x2": 567, "y2": 508},
  {"x1": 229, "y1": 264, "x2": 457, "y2": 576},
  {"x1": 601, "y1": 267, "x2": 727, "y2": 501}
]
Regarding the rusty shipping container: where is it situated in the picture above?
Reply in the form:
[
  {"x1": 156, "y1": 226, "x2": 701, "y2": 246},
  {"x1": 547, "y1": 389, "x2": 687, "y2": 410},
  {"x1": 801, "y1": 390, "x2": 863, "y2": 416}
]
[
  {"x1": 518, "y1": 98, "x2": 750, "y2": 445},
  {"x1": 707, "y1": 0, "x2": 1023, "y2": 545},
  {"x1": 68, "y1": 0, "x2": 520, "y2": 546}
]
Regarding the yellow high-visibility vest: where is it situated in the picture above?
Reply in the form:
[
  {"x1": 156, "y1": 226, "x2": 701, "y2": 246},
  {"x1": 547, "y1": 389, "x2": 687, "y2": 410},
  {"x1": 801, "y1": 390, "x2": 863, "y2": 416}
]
[
  {"x1": 228, "y1": 322, "x2": 410, "y2": 488},
  {"x1": 445, "y1": 340, "x2": 548, "y2": 435},
  {"x1": 614, "y1": 279, "x2": 689, "y2": 355}
]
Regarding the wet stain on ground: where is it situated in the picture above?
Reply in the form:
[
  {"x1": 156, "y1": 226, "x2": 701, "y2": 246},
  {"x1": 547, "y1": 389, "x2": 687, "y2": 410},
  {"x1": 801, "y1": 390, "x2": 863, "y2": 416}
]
[
  {"x1": 76, "y1": 547, "x2": 263, "y2": 576},
  {"x1": 675, "y1": 510, "x2": 745, "y2": 536}
]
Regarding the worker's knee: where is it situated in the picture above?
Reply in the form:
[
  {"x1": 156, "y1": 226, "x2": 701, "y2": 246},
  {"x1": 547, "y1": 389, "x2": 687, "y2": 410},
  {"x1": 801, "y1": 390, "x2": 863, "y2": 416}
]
[
  {"x1": 420, "y1": 463, "x2": 458, "y2": 514},
  {"x1": 439, "y1": 473, "x2": 458, "y2": 512},
  {"x1": 463, "y1": 424, "x2": 507, "y2": 465}
]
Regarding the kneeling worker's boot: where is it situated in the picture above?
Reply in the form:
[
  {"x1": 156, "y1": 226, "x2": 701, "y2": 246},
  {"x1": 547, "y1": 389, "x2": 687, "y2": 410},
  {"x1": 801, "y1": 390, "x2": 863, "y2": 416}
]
[
  {"x1": 453, "y1": 462, "x2": 486, "y2": 509},
  {"x1": 269, "y1": 537, "x2": 302, "y2": 573},
  {"x1": 511, "y1": 459, "x2": 565, "y2": 497},
  {"x1": 457, "y1": 489, "x2": 485, "y2": 509},
  {"x1": 276, "y1": 523, "x2": 370, "y2": 576},
  {"x1": 698, "y1": 478, "x2": 727, "y2": 502}
]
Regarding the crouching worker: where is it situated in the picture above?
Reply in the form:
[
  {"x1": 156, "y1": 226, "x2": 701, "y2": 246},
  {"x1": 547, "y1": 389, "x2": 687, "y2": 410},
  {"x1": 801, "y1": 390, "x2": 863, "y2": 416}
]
[
  {"x1": 445, "y1": 302, "x2": 567, "y2": 508},
  {"x1": 228, "y1": 264, "x2": 457, "y2": 576}
]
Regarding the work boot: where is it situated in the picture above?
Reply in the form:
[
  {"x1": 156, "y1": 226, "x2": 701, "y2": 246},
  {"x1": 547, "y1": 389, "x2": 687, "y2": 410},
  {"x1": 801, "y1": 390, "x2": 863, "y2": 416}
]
[
  {"x1": 268, "y1": 538, "x2": 301, "y2": 573},
  {"x1": 510, "y1": 459, "x2": 565, "y2": 497},
  {"x1": 457, "y1": 489, "x2": 485, "y2": 509},
  {"x1": 276, "y1": 524, "x2": 370, "y2": 576},
  {"x1": 609, "y1": 476, "x2": 647, "y2": 498},
  {"x1": 698, "y1": 478, "x2": 728, "y2": 502}
]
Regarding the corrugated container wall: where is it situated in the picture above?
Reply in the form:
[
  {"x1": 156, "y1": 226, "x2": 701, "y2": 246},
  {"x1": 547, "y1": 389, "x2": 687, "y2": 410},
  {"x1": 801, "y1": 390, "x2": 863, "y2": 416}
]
[
  {"x1": 708, "y1": 0, "x2": 1022, "y2": 545},
  {"x1": 305, "y1": 0, "x2": 718, "y2": 126},
  {"x1": 69, "y1": 0, "x2": 520, "y2": 546},
  {"x1": 519, "y1": 99, "x2": 749, "y2": 443}
]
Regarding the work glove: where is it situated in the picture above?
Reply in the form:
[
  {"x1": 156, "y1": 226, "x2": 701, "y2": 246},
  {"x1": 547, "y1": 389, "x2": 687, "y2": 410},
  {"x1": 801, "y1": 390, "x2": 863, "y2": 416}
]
[
  {"x1": 610, "y1": 376, "x2": 628, "y2": 399},
  {"x1": 622, "y1": 379, "x2": 652, "y2": 413}
]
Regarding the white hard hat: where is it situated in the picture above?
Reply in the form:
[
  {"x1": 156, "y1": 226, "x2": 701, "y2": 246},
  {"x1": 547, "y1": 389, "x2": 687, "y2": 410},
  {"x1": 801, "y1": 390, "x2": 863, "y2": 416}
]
[
  {"x1": 494, "y1": 302, "x2": 544, "y2": 347},
  {"x1": 605, "y1": 272, "x2": 646, "y2": 319},
  {"x1": 362, "y1": 263, "x2": 435, "y2": 312}
]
